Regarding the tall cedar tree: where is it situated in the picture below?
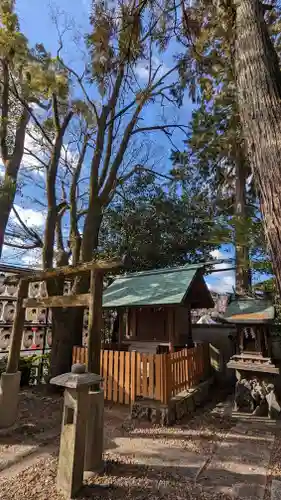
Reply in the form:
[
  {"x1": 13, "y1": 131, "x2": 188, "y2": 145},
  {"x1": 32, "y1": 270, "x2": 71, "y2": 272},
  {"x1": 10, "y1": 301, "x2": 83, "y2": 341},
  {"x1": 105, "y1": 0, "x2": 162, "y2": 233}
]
[{"x1": 180, "y1": 0, "x2": 281, "y2": 296}]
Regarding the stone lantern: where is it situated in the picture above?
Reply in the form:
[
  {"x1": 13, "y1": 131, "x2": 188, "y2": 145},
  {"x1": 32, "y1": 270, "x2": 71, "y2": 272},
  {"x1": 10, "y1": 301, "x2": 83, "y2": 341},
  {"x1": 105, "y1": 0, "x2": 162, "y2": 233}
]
[
  {"x1": 226, "y1": 296, "x2": 281, "y2": 418},
  {"x1": 50, "y1": 364, "x2": 103, "y2": 498}
]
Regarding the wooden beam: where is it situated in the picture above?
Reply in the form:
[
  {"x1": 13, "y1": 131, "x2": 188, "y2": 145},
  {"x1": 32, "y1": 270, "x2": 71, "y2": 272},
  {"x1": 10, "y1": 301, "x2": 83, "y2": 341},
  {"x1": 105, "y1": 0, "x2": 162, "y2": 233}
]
[
  {"x1": 23, "y1": 294, "x2": 90, "y2": 309},
  {"x1": 6, "y1": 279, "x2": 29, "y2": 373},
  {"x1": 87, "y1": 270, "x2": 103, "y2": 374},
  {"x1": 5, "y1": 258, "x2": 124, "y2": 284}
]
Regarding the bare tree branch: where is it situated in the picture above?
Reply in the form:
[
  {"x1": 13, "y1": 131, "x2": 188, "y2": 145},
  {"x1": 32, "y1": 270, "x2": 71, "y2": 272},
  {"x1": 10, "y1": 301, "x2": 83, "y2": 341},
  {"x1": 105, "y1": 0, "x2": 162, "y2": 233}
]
[
  {"x1": 12, "y1": 205, "x2": 43, "y2": 246},
  {"x1": 52, "y1": 93, "x2": 61, "y2": 131},
  {"x1": 3, "y1": 240, "x2": 42, "y2": 250},
  {"x1": 0, "y1": 58, "x2": 9, "y2": 163},
  {"x1": 7, "y1": 71, "x2": 53, "y2": 146},
  {"x1": 131, "y1": 124, "x2": 189, "y2": 136}
]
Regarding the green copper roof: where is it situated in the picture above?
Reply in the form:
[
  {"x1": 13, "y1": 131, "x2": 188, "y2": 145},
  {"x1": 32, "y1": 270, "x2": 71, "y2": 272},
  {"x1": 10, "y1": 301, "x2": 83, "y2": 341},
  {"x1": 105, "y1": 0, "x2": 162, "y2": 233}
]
[
  {"x1": 102, "y1": 264, "x2": 210, "y2": 308},
  {"x1": 224, "y1": 297, "x2": 275, "y2": 324}
]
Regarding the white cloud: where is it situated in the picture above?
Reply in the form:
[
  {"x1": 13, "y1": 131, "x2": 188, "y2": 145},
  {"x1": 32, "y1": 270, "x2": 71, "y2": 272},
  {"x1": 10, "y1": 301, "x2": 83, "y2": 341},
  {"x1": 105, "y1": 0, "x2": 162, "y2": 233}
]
[
  {"x1": 22, "y1": 130, "x2": 46, "y2": 178},
  {"x1": 210, "y1": 249, "x2": 221, "y2": 259},
  {"x1": 135, "y1": 56, "x2": 171, "y2": 82},
  {"x1": 1, "y1": 245, "x2": 42, "y2": 269},
  {"x1": 20, "y1": 249, "x2": 42, "y2": 268},
  {"x1": 12, "y1": 204, "x2": 45, "y2": 228},
  {"x1": 206, "y1": 248, "x2": 235, "y2": 293}
]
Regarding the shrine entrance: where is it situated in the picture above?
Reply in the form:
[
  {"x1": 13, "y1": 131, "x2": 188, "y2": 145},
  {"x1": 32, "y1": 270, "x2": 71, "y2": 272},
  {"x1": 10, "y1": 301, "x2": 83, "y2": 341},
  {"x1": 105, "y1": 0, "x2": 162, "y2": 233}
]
[{"x1": 0, "y1": 257, "x2": 124, "y2": 428}]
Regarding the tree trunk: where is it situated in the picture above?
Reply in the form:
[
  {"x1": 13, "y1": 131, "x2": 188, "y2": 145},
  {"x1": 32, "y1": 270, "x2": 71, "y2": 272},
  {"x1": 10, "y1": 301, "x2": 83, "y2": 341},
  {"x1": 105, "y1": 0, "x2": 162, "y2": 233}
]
[
  {"x1": 69, "y1": 207, "x2": 103, "y2": 348},
  {"x1": 49, "y1": 206, "x2": 103, "y2": 377},
  {"x1": 49, "y1": 308, "x2": 75, "y2": 379},
  {"x1": 235, "y1": 149, "x2": 251, "y2": 294},
  {"x1": 235, "y1": 0, "x2": 281, "y2": 295},
  {"x1": 0, "y1": 173, "x2": 16, "y2": 257},
  {"x1": 47, "y1": 274, "x2": 71, "y2": 379}
]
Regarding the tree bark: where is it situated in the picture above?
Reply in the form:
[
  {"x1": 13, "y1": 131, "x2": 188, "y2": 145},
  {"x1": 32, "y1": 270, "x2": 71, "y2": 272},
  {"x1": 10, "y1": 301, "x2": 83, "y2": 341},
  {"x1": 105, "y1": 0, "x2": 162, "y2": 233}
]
[
  {"x1": 49, "y1": 204, "x2": 103, "y2": 377},
  {"x1": 70, "y1": 205, "x2": 103, "y2": 348},
  {"x1": 49, "y1": 308, "x2": 74, "y2": 379},
  {"x1": 235, "y1": 0, "x2": 281, "y2": 295},
  {"x1": 0, "y1": 106, "x2": 30, "y2": 257},
  {"x1": 0, "y1": 173, "x2": 16, "y2": 257},
  {"x1": 235, "y1": 147, "x2": 251, "y2": 294}
]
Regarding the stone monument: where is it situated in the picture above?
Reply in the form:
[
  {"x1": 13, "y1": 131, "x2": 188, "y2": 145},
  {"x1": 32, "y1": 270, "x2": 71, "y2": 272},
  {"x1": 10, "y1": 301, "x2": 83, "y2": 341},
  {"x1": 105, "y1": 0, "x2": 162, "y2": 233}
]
[
  {"x1": 226, "y1": 296, "x2": 281, "y2": 418},
  {"x1": 50, "y1": 364, "x2": 103, "y2": 498}
]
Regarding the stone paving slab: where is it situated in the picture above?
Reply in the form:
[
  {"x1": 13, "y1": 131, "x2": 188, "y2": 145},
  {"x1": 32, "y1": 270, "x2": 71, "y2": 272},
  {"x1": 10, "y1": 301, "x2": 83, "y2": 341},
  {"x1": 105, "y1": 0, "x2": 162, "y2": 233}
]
[
  {"x1": 198, "y1": 422, "x2": 274, "y2": 499},
  {"x1": 108, "y1": 436, "x2": 207, "y2": 480},
  {"x1": 0, "y1": 443, "x2": 57, "y2": 481},
  {"x1": 271, "y1": 479, "x2": 281, "y2": 500},
  {"x1": 0, "y1": 445, "x2": 37, "y2": 472},
  {"x1": 0, "y1": 427, "x2": 60, "y2": 474}
]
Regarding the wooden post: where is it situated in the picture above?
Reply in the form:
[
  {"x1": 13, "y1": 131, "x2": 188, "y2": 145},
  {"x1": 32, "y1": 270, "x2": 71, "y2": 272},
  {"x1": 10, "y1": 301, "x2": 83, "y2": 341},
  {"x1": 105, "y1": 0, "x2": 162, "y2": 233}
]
[
  {"x1": 161, "y1": 354, "x2": 171, "y2": 404},
  {"x1": 118, "y1": 309, "x2": 125, "y2": 345},
  {"x1": 167, "y1": 308, "x2": 175, "y2": 352},
  {"x1": 186, "y1": 306, "x2": 194, "y2": 348},
  {"x1": 130, "y1": 351, "x2": 136, "y2": 403},
  {"x1": 6, "y1": 279, "x2": 29, "y2": 374},
  {"x1": 87, "y1": 270, "x2": 103, "y2": 374},
  {"x1": 131, "y1": 308, "x2": 137, "y2": 338}
]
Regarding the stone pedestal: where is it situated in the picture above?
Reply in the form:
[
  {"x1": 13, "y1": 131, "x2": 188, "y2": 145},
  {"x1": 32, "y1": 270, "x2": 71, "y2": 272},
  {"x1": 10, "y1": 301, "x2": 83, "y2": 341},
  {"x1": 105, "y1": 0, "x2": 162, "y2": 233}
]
[
  {"x1": 57, "y1": 387, "x2": 89, "y2": 498},
  {"x1": 0, "y1": 371, "x2": 21, "y2": 428},
  {"x1": 50, "y1": 364, "x2": 103, "y2": 499},
  {"x1": 84, "y1": 389, "x2": 104, "y2": 476}
]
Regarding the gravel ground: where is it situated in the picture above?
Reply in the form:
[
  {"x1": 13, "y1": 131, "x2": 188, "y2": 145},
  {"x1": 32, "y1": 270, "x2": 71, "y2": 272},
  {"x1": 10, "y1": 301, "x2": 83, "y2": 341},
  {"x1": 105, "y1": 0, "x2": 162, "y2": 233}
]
[
  {"x1": 0, "y1": 387, "x2": 237, "y2": 500},
  {"x1": 264, "y1": 426, "x2": 281, "y2": 500},
  {"x1": 0, "y1": 386, "x2": 63, "y2": 440},
  {"x1": 0, "y1": 453, "x2": 235, "y2": 500}
]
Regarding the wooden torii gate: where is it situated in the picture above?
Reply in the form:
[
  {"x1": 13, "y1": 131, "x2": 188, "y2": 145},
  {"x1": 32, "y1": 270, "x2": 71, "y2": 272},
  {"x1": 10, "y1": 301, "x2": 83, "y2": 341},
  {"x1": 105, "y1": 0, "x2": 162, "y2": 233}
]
[{"x1": 0, "y1": 258, "x2": 124, "y2": 428}]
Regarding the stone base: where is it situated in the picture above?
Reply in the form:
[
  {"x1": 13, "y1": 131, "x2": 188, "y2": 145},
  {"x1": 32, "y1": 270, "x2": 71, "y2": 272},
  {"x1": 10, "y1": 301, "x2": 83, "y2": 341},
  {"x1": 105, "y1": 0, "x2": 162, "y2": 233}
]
[
  {"x1": 234, "y1": 370, "x2": 281, "y2": 419},
  {"x1": 0, "y1": 371, "x2": 21, "y2": 428},
  {"x1": 84, "y1": 389, "x2": 104, "y2": 475},
  {"x1": 131, "y1": 377, "x2": 214, "y2": 426}
]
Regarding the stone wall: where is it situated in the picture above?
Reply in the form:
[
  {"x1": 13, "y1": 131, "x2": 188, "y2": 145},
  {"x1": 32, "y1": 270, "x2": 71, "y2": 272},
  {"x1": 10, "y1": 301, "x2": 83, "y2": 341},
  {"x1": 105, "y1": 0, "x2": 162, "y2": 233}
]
[
  {"x1": 192, "y1": 325, "x2": 236, "y2": 383},
  {"x1": 131, "y1": 377, "x2": 214, "y2": 425}
]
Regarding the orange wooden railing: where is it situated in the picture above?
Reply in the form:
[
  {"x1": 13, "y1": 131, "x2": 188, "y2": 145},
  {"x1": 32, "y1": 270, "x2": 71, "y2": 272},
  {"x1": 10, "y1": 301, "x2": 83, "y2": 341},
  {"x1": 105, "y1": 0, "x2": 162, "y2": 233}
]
[{"x1": 73, "y1": 343, "x2": 210, "y2": 405}]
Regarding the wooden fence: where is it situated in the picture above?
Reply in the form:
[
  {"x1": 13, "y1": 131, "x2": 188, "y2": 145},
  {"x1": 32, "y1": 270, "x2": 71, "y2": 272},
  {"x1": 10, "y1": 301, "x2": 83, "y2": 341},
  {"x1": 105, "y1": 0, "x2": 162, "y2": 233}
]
[{"x1": 73, "y1": 343, "x2": 210, "y2": 405}]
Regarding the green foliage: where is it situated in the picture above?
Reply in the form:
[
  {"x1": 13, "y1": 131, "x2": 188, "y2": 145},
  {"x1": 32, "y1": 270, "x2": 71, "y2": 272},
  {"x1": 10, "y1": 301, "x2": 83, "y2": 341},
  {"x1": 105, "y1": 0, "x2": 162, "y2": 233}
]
[
  {"x1": 0, "y1": 353, "x2": 51, "y2": 386},
  {"x1": 0, "y1": 355, "x2": 35, "y2": 386},
  {"x1": 99, "y1": 173, "x2": 216, "y2": 270},
  {"x1": 0, "y1": 0, "x2": 69, "y2": 146},
  {"x1": 86, "y1": 0, "x2": 177, "y2": 94}
]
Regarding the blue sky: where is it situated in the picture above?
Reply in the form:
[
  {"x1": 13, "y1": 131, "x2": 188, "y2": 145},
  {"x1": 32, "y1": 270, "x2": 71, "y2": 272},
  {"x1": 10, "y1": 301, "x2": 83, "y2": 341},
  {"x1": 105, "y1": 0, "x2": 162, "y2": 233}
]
[
  {"x1": 0, "y1": 0, "x2": 244, "y2": 293},
  {"x1": 16, "y1": 0, "x2": 91, "y2": 48}
]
